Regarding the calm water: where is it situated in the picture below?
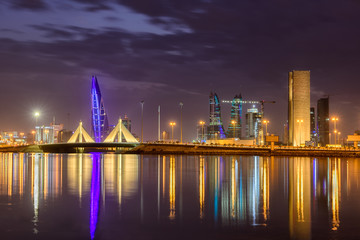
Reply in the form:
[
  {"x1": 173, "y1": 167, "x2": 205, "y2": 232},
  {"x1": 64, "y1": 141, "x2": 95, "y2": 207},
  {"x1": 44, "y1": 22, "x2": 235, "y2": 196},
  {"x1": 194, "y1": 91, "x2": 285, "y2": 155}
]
[{"x1": 0, "y1": 153, "x2": 360, "y2": 239}]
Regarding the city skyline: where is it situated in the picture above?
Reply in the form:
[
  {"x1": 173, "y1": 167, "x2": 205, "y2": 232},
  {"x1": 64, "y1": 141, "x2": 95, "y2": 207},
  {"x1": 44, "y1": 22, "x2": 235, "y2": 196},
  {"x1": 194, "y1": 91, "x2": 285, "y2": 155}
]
[{"x1": 1, "y1": 1, "x2": 360, "y2": 141}]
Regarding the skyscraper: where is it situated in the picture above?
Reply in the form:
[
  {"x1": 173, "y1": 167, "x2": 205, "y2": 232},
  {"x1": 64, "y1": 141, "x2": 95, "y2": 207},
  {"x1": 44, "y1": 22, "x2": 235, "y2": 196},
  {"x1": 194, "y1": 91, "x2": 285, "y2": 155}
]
[
  {"x1": 208, "y1": 91, "x2": 226, "y2": 139},
  {"x1": 227, "y1": 94, "x2": 242, "y2": 138},
  {"x1": 310, "y1": 107, "x2": 316, "y2": 143},
  {"x1": 288, "y1": 70, "x2": 310, "y2": 146},
  {"x1": 317, "y1": 97, "x2": 329, "y2": 146},
  {"x1": 245, "y1": 105, "x2": 261, "y2": 139},
  {"x1": 91, "y1": 76, "x2": 109, "y2": 142}
]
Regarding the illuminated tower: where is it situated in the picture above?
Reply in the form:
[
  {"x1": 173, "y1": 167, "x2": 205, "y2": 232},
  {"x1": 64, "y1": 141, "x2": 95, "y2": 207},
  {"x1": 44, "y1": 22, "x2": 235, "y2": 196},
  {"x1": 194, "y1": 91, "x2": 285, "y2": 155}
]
[
  {"x1": 91, "y1": 76, "x2": 109, "y2": 142},
  {"x1": 208, "y1": 92, "x2": 226, "y2": 139},
  {"x1": 288, "y1": 70, "x2": 310, "y2": 146},
  {"x1": 227, "y1": 94, "x2": 242, "y2": 138}
]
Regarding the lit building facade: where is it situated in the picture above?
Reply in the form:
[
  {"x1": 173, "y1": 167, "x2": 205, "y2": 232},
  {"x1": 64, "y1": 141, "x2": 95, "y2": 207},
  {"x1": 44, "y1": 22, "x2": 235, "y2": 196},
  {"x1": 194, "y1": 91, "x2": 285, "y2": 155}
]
[
  {"x1": 208, "y1": 92, "x2": 226, "y2": 139},
  {"x1": 245, "y1": 106, "x2": 262, "y2": 139},
  {"x1": 227, "y1": 94, "x2": 242, "y2": 138},
  {"x1": 317, "y1": 97, "x2": 329, "y2": 146},
  {"x1": 35, "y1": 126, "x2": 54, "y2": 144},
  {"x1": 310, "y1": 107, "x2": 316, "y2": 143},
  {"x1": 122, "y1": 115, "x2": 131, "y2": 132},
  {"x1": 288, "y1": 70, "x2": 310, "y2": 146},
  {"x1": 91, "y1": 76, "x2": 109, "y2": 142}
]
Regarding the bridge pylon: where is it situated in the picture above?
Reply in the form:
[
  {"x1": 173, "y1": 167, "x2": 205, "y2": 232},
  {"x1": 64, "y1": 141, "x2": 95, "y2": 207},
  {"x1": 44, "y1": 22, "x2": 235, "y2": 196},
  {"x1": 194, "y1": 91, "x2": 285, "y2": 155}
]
[
  {"x1": 68, "y1": 121, "x2": 95, "y2": 143},
  {"x1": 104, "y1": 118, "x2": 139, "y2": 143}
]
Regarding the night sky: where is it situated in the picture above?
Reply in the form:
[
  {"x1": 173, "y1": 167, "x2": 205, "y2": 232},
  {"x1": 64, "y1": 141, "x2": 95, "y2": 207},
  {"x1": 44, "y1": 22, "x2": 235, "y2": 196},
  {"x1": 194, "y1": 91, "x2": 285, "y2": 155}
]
[{"x1": 1, "y1": 0, "x2": 360, "y2": 141}]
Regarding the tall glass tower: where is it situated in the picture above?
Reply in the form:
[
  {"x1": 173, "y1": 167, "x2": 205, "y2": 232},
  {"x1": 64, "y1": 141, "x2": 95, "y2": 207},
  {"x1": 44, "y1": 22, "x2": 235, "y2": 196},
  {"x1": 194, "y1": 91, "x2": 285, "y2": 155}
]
[
  {"x1": 227, "y1": 94, "x2": 242, "y2": 138},
  {"x1": 91, "y1": 76, "x2": 109, "y2": 142},
  {"x1": 208, "y1": 92, "x2": 226, "y2": 139}
]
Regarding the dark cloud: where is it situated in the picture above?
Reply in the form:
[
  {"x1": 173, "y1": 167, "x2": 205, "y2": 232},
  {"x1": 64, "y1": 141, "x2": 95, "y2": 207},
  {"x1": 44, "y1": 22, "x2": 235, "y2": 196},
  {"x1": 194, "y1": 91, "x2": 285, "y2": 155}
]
[
  {"x1": 71, "y1": 0, "x2": 112, "y2": 12},
  {"x1": 9, "y1": 0, "x2": 48, "y2": 11},
  {"x1": 30, "y1": 25, "x2": 75, "y2": 39}
]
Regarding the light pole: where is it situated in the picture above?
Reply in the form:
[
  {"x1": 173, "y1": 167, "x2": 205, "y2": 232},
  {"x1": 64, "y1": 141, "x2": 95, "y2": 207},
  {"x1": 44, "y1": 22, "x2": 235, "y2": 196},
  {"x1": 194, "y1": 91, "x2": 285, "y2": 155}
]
[
  {"x1": 329, "y1": 133, "x2": 331, "y2": 145},
  {"x1": 332, "y1": 117, "x2": 338, "y2": 144},
  {"x1": 231, "y1": 120, "x2": 236, "y2": 138},
  {"x1": 140, "y1": 101, "x2": 144, "y2": 143},
  {"x1": 170, "y1": 122, "x2": 176, "y2": 143},
  {"x1": 199, "y1": 121, "x2": 205, "y2": 142},
  {"x1": 263, "y1": 120, "x2": 269, "y2": 136},
  {"x1": 297, "y1": 119, "x2": 303, "y2": 146},
  {"x1": 179, "y1": 102, "x2": 183, "y2": 143},
  {"x1": 338, "y1": 132, "x2": 341, "y2": 146}
]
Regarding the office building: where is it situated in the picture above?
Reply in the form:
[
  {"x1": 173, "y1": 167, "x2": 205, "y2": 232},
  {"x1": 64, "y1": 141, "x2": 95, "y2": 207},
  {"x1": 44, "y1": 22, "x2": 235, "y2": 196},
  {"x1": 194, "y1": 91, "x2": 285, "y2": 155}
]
[
  {"x1": 208, "y1": 92, "x2": 226, "y2": 139},
  {"x1": 317, "y1": 97, "x2": 329, "y2": 146},
  {"x1": 227, "y1": 94, "x2": 242, "y2": 138},
  {"x1": 35, "y1": 125, "x2": 54, "y2": 144},
  {"x1": 310, "y1": 107, "x2": 316, "y2": 143},
  {"x1": 122, "y1": 115, "x2": 132, "y2": 132},
  {"x1": 288, "y1": 70, "x2": 311, "y2": 146},
  {"x1": 245, "y1": 106, "x2": 262, "y2": 139},
  {"x1": 91, "y1": 76, "x2": 109, "y2": 142}
]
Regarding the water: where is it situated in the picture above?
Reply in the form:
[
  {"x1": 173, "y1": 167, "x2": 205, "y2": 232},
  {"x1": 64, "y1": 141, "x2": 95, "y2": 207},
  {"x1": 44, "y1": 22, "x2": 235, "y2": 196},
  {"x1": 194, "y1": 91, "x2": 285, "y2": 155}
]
[{"x1": 0, "y1": 153, "x2": 359, "y2": 239}]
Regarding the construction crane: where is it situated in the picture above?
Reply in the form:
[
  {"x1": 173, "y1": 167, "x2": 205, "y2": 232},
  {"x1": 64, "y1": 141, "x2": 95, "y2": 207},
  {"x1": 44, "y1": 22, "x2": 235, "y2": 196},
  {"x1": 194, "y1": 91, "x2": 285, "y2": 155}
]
[{"x1": 222, "y1": 99, "x2": 275, "y2": 144}]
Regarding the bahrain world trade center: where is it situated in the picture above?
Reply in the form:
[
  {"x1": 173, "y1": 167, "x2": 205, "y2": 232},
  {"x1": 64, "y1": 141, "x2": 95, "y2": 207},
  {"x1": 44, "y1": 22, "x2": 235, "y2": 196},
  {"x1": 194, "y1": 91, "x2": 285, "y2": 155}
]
[
  {"x1": 288, "y1": 70, "x2": 310, "y2": 146},
  {"x1": 91, "y1": 76, "x2": 109, "y2": 142}
]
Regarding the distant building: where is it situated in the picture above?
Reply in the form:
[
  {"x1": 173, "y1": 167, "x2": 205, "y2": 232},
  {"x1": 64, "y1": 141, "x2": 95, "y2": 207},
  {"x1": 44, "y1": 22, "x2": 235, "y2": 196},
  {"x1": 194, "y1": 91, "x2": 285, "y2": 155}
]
[
  {"x1": 317, "y1": 97, "x2": 329, "y2": 146},
  {"x1": 91, "y1": 76, "x2": 109, "y2": 142},
  {"x1": 310, "y1": 107, "x2": 316, "y2": 142},
  {"x1": 245, "y1": 106, "x2": 262, "y2": 139},
  {"x1": 35, "y1": 125, "x2": 54, "y2": 144},
  {"x1": 288, "y1": 70, "x2": 310, "y2": 146},
  {"x1": 58, "y1": 130, "x2": 73, "y2": 143},
  {"x1": 122, "y1": 115, "x2": 131, "y2": 132},
  {"x1": 227, "y1": 94, "x2": 242, "y2": 138},
  {"x1": 162, "y1": 131, "x2": 169, "y2": 141},
  {"x1": 208, "y1": 91, "x2": 226, "y2": 139},
  {"x1": 196, "y1": 123, "x2": 207, "y2": 142},
  {"x1": 51, "y1": 121, "x2": 64, "y2": 143}
]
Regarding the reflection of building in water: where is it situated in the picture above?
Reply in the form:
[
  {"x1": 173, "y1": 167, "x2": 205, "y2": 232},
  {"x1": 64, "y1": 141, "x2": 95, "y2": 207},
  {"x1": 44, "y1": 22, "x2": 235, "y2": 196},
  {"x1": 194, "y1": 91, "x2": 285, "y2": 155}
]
[
  {"x1": 199, "y1": 156, "x2": 205, "y2": 219},
  {"x1": 90, "y1": 154, "x2": 101, "y2": 240},
  {"x1": 169, "y1": 156, "x2": 176, "y2": 219},
  {"x1": 329, "y1": 158, "x2": 341, "y2": 231},
  {"x1": 289, "y1": 157, "x2": 311, "y2": 239},
  {"x1": 247, "y1": 157, "x2": 269, "y2": 226}
]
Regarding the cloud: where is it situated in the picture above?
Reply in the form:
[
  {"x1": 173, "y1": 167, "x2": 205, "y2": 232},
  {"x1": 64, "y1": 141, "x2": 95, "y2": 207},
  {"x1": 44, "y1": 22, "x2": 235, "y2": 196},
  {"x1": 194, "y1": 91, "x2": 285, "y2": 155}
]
[{"x1": 9, "y1": 0, "x2": 48, "y2": 11}]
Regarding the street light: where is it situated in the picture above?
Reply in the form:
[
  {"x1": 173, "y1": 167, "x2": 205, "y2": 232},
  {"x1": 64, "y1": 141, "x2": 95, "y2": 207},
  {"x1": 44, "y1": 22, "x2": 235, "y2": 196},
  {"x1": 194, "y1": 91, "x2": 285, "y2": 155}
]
[
  {"x1": 170, "y1": 122, "x2": 176, "y2": 142},
  {"x1": 334, "y1": 130, "x2": 337, "y2": 145},
  {"x1": 199, "y1": 121, "x2": 205, "y2": 142},
  {"x1": 231, "y1": 120, "x2": 236, "y2": 138},
  {"x1": 140, "y1": 101, "x2": 144, "y2": 143},
  {"x1": 179, "y1": 102, "x2": 183, "y2": 143},
  {"x1": 297, "y1": 119, "x2": 303, "y2": 146},
  {"x1": 332, "y1": 117, "x2": 339, "y2": 142},
  {"x1": 263, "y1": 120, "x2": 269, "y2": 136},
  {"x1": 338, "y1": 132, "x2": 341, "y2": 146}
]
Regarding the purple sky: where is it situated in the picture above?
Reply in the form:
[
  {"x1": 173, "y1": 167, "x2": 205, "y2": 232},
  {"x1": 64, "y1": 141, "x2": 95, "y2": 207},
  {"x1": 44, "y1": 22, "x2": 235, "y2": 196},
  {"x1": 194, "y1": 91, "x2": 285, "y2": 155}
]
[{"x1": 1, "y1": 0, "x2": 360, "y2": 141}]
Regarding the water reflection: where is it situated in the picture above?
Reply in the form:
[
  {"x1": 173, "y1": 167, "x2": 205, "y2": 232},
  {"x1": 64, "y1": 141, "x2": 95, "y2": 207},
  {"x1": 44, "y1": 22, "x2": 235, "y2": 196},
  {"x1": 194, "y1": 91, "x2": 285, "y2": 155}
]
[{"x1": 1, "y1": 153, "x2": 360, "y2": 239}]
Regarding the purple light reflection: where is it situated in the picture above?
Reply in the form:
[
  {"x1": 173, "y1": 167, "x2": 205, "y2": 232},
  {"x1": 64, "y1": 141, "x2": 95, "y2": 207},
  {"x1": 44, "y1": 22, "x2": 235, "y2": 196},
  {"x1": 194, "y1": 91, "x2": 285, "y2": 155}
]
[{"x1": 90, "y1": 153, "x2": 101, "y2": 240}]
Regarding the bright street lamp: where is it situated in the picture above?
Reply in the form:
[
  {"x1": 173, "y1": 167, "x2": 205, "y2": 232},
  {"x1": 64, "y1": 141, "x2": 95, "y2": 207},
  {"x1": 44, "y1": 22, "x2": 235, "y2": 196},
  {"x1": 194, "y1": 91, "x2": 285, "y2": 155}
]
[
  {"x1": 170, "y1": 122, "x2": 176, "y2": 142},
  {"x1": 297, "y1": 119, "x2": 303, "y2": 146}
]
